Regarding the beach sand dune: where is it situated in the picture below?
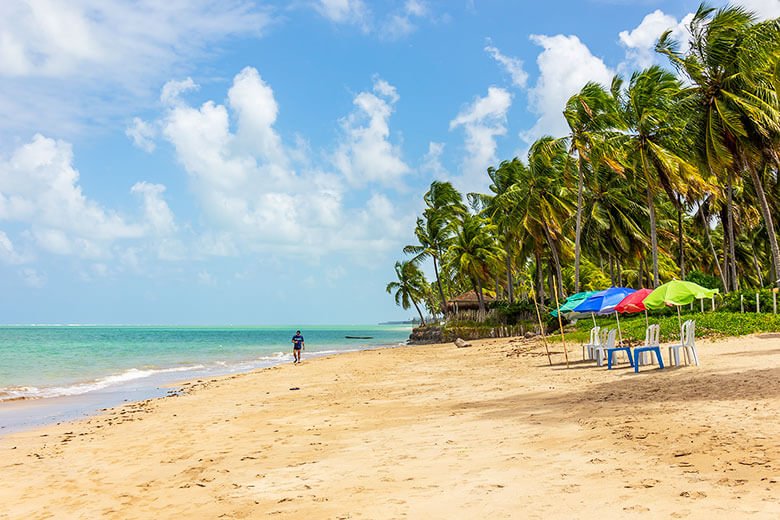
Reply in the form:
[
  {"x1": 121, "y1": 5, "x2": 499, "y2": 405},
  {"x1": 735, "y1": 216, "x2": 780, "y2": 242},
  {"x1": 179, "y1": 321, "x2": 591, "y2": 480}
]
[{"x1": 1, "y1": 335, "x2": 780, "y2": 518}]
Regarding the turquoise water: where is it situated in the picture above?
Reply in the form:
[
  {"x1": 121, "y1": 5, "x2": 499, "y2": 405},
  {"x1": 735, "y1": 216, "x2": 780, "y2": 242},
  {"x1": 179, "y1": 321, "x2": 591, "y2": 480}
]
[{"x1": 0, "y1": 325, "x2": 411, "y2": 401}]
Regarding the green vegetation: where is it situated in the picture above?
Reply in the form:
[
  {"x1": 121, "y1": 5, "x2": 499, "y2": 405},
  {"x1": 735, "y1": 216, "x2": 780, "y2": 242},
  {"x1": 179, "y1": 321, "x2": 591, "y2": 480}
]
[
  {"x1": 389, "y1": 4, "x2": 780, "y2": 339},
  {"x1": 553, "y1": 312, "x2": 780, "y2": 345}
]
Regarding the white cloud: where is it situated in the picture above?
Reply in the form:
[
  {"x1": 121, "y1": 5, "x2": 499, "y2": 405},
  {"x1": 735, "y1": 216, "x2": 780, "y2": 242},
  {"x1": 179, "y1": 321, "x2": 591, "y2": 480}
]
[
  {"x1": 126, "y1": 117, "x2": 157, "y2": 153},
  {"x1": 131, "y1": 182, "x2": 177, "y2": 235},
  {"x1": 380, "y1": 0, "x2": 430, "y2": 40},
  {"x1": 334, "y1": 77, "x2": 410, "y2": 186},
  {"x1": 485, "y1": 45, "x2": 528, "y2": 89},
  {"x1": 0, "y1": 135, "x2": 143, "y2": 246},
  {"x1": 315, "y1": 0, "x2": 370, "y2": 31},
  {"x1": 421, "y1": 142, "x2": 449, "y2": 179},
  {"x1": 0, "y1": 230, "x2": 24, "y2": 264},
  {"x1": 197, "y1": 270, "x2": 216, "y2": 286},
  {"x1": 20, "y1": 267, "x2": 46, "y2": 288},
  {"x1": 0, "y1": 1, "x2": 270, "y2": 140},
  {"x1": 523, "y1": 34, "x2": 614, "y2": 143},
  {"x1": 0, "y1": 134, "x2": 176, "y2": 261},
  {"x1": 160, "y1": 78, "x2": 199, "y2": 107},
  {"x1": 449, "y1": 87, "x2": 512, "y2": 185},
  {"x1": 619, "y1": 10, "x2": 692, "y2": 71},
  {"x1": 737, "y1": 0, "x2": 780, "y2": 19},
  {"x1": 228, "y1": 68, "x2": 288, "y2": 171},
  {"x1": 158, "y1": 68, "x2": 410, "y2": 257},
  {"x1": 315, "y1": 0, "x2": 433, "y2": 40}
]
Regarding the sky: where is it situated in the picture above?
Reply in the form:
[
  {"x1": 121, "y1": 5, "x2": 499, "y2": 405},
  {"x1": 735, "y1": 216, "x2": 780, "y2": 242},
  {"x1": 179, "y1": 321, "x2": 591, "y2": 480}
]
[{"x1": 0, "y1": 0, "x2": 778, "y2": 325}]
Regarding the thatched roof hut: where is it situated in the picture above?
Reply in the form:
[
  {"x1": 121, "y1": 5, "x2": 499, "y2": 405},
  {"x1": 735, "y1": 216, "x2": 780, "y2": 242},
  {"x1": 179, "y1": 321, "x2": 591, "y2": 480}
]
[{"x1": 446, "y1": 290, "x2": 495, "y2": 312}]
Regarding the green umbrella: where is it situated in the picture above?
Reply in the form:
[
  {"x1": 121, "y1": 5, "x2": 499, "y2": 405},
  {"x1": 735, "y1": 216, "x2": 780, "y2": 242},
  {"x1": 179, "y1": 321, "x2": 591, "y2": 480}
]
[
  {"x1": 643, "y1": 280, "x2": 718, "y2": 338},
  {"x1": 551, "y1": 290, "x2": 599, "y2": 320}
]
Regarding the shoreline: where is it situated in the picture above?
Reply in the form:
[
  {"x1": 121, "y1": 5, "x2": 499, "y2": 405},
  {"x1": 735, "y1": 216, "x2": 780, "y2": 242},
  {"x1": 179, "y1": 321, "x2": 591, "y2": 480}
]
[
  {"x1": 0, "y1": 341, "x2": 406, "y2": 435},
  {"x1": 2, "y1": 334, "x2": 779, "y2": 518}
]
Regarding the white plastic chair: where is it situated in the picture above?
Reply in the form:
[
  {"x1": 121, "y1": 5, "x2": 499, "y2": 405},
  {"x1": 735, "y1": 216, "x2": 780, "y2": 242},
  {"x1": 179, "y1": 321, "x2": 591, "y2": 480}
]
[
  {"x1": 668, "y1": 320, "x2": 698, "y2": 366},
  {"x1": 636, "y1": 324, "x2": 660, "y2": 365},
  {"x1": 593, "y1": 329, "x2": 616, "y2": 367},
  {"x1": 582, "y1": 326, "x2": 601, "y2": 360}
]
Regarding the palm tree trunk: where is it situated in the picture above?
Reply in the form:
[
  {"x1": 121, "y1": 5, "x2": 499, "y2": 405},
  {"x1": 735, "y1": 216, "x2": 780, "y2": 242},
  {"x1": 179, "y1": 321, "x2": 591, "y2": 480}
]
[
  {"x1": 411, "y1": 298, "x2": 426, "y2": 326},
  {"x1": 543, "y1": 226, "x2": 564, "y2": 299},
  {"x1": 536, "y1": 252, "x2": 545, "y2": 304},
  {"x1": 432, "y1": 256, "x2": 447, "y2": 316},
  {"x1": 574, "y1": 157, "x2": 585, "y2": 293},
  {"x1": 505, "y1": 242, "x2": 514, "y2": 303},
  {"x1": 726, "y1": 178, "x2": 739, "y2": 291},
  {"x1": 700, "y1": 206, "x2": 728, "y2": 290},
  {"x1": 752, "y1": 244, "x2": 764, "y2": 288},
  {"x1": 646, "y1": 186, "x2": 660, "y2": 287},
  {"x1": 677, "y1": 194, "x2": 685, "y2": 279},
  {"x1": 748, "y1": 165, "x2": 780, "y2": 289},
  {"x1": 473, "y1": 278, "x2": 486, "y2": 316},
  {"x1": 608, "y1": 253, "x2": 615, "y2": 286}
]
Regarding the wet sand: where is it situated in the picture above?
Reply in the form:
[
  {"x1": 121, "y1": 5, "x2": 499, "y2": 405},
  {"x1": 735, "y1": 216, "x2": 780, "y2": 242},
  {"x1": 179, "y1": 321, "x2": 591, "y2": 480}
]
[{"x1": 1, "y1": 334, "x2": 779, "y2": 518}]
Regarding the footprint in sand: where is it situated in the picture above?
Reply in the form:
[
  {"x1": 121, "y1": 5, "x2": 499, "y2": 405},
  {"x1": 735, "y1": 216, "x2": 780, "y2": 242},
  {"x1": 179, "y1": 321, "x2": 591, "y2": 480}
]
[{"x1": 623, "y1": 505, "x2": 650, "y2": 512}]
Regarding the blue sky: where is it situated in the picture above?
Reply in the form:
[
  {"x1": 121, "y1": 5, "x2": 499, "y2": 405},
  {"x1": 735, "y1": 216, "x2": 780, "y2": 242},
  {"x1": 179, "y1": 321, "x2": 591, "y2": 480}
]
[{"x1": 0, "y1": 0, "x2": 777, "y2": 325}]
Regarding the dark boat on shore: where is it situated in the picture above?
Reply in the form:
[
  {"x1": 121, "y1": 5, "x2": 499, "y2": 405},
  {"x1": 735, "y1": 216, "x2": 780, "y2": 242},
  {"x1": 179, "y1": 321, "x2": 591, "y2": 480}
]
[{"x1": 345, "y1": 335, "x2": 373, "y2": 339}]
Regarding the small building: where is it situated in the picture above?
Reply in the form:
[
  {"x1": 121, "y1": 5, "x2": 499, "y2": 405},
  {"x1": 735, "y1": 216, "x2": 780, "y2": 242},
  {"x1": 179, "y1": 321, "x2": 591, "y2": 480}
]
[{"x1": 446, "y1": 290, "x2": 495, "y2": 313}]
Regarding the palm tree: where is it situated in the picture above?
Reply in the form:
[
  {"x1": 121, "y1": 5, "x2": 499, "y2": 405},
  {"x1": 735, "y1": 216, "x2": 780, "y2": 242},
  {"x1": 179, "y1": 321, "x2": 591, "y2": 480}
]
[
  {"x1": 564, "y1": 81, "x2": 622, "y2": 292},
  {"x1": 469, "y1": 158, "x2": 527, "y2": 303},
  {"x1": 404, "y1": 214, "x2": 452, "y2": 314},
  {"x1": 445, "y1": 214, "x2": 505, "y2": 315},
  {"x1": 616, "y1": 65, "x2": 702, "y2": 287},
  {"x1": 658, "y1": 4, "x2": 780, "y2": 289},
  {"x1": 407, "y1": 181, "x2": 467, "y2": 310},
  {"x1": 512, "y1": 137, "x2": 575, "y2": 299},
  {"x1": 386, "y1": 260, "x2": 428, "y2": 325}
]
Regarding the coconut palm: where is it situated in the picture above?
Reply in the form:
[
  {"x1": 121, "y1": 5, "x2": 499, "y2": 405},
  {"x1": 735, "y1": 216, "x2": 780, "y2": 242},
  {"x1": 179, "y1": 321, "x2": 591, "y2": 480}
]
[
  {"x1": 445, "y1": 214, "x2": 505, "y2": 314},
  {"x1": 386, "y1": 260, "x2": 428, "y2": 325},
  {"x1": 468, "y1": 158, "x2": 528, "y2": 303},
  {"x1": 658, "y1": 4, "x2": 780, "y2": 289},
  {"x1": 564, "y1": 81, "x2": 623, "y2": 292},
  {"x1": 404, "y1": 181, "x2": 466, "y2": 313},
  {"x1": 615, "y1": 65, "x2": 702, "y2": 287},
  {"x1": 512, "y1": 137, "x2": 575, "y2": 299}
]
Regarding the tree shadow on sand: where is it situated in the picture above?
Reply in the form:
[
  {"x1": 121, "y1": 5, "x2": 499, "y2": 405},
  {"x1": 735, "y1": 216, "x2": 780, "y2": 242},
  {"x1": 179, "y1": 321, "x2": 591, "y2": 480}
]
[{"x1": 452, "y1": 366, "x2": 780, "y2": 423}]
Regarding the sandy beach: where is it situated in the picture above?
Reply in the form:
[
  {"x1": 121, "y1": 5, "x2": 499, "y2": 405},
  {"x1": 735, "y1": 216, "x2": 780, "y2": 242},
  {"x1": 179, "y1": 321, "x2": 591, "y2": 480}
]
[{"x1": 1, "y1": 334, "x2": 779, "y2": 519}]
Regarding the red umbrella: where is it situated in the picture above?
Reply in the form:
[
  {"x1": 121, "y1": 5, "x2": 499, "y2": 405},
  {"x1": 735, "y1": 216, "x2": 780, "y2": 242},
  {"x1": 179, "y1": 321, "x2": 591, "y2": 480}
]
[
  {"x1": 614, "y1": 288, "x2": 653, "y2": 330},
  {"x1": 614, "y1": 288, "x2": 653, "y2": 313}
]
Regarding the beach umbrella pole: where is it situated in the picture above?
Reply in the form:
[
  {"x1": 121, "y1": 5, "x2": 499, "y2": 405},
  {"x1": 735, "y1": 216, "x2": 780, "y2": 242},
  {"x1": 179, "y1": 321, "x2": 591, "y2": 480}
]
[
  {"x1": 677, "y1": 305, "x2": 682, "y2": 341},
  {"x1": 532, "y1": 295, "x2": 553, "y2": 366},
  {"x1": 644, "y1": 309, "x2": 649, "y2": 330},
  {"x1": 552, "y1": 278, "x2": 569, "y2": 368},
  {"x1": 591, "y1": 312, "x2": 596, "y2": 327},
  {"x1": 614, "y1": 311, "x2": 623, "y2": 345}
]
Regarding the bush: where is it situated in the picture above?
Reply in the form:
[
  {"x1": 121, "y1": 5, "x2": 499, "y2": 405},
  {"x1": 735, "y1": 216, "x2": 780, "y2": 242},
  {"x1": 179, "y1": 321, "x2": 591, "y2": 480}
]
[
  {"x1": 551, "y1": 311, "x2": 780, "y2": 344},
  {"x1": 685, "y1": 270, "x2": 723, "y2": 292},
  {"x1": 720, "y1": 289, "x2": 778, "y2": 313},
  {"x1": 490, "y1": 299, "x2": 537, "y2": 325}
]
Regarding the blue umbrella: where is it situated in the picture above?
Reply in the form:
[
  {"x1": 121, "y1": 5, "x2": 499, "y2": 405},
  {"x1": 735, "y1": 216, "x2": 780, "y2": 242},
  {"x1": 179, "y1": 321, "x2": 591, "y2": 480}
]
[{"x1": 574, "y1": 287, "x2": 637, "y2": 342}]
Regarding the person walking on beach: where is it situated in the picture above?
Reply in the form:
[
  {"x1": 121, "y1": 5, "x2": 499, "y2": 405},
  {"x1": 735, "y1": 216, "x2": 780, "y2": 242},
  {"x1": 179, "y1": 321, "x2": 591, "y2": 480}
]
[{"x1": 291, "y1": 330, "x2": 305, "y2": 364}]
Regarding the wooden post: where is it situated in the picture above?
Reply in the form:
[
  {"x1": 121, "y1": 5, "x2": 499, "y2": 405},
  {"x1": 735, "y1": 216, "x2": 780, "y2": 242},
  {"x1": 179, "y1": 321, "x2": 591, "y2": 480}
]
[
  {"x1": 741, "y1": 294, "x2": 745, "y2": 313},
  {"x1": 532, "y1": 295, "x2": 552, "y2": 366},
  {"x1": 774, "y1": 289, "x2": 777, "y2": 315},
  {"x1": 756, "y1": 292, "x2": 760, "y2": 313},
  {"x1": 552, "y1": 277, "x2": 569, "y2": 368}
]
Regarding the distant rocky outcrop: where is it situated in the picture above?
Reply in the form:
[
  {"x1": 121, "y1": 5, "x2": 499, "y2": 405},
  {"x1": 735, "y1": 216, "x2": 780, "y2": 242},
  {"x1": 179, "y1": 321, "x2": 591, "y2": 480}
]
[{"x1": 408, "y1": 326, "x2": 442, "y2": 344}]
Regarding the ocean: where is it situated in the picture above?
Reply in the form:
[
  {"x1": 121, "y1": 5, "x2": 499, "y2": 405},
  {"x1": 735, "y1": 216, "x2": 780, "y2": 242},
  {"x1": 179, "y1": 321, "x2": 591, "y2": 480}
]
[{"x1": 0, "y1": 325, "x2": 411, "y2": 432}]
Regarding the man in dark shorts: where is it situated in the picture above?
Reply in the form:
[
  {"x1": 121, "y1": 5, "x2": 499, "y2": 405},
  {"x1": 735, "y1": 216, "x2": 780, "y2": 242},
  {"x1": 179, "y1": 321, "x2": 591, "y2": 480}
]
[{"x1": 291, "y1": 330, "x2": 305, "y2": 364}]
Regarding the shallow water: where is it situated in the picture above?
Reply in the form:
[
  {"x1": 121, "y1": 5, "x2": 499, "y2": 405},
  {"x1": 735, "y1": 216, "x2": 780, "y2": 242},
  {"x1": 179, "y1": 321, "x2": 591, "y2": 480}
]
[{"x1": 0, "y1": 325, "x2": 411, "y2": 432}]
